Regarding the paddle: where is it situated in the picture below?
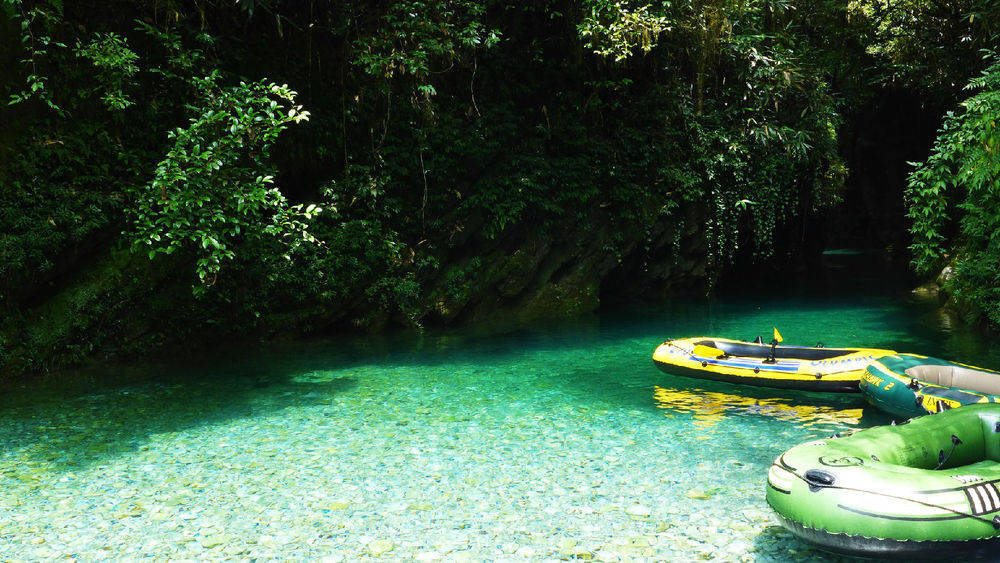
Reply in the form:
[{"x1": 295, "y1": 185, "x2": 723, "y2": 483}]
[{"x1": 692, "y1": 344, "x2": 726, "y2": 359}]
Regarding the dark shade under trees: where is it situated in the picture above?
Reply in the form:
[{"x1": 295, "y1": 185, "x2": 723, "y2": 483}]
[{"x1": 1, "y1": 0, "x2": 998, "y2": 377}]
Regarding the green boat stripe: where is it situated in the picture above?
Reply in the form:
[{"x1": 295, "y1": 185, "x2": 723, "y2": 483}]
[
  {"x1": 779, "y1": 453, "x2": 796, "y2": 472},
  {"x1": 768, "y1": 482, "x2": 791, "y2": 495},
  {"x1": 965, "y1": 483, "x2": 1000, "y2": 515},
  {"x1": 917, "y1": 478, "x2": 1000, "y2": 495},
  {"x1": 836, "y1": 504, "x2": 966, "y2": 522},
  {"x1": 783, "y1": 465, "x2": 1000, "y2": 527}
]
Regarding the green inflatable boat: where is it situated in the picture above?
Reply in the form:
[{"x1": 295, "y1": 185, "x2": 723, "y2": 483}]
[
  {"x1": 861, "y1": 354, "x2": 1000, "y2": 419},
  {"x1": 767, "y1": 404, "x2": 1000, "y2": 557}
]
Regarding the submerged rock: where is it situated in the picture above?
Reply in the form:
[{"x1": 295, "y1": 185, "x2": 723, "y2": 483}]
[
  {"x1": 625, "y1": 504, "x2": 652, "y2": 517},
  {"x1": 686, "y1": 489, "x2": 711, "y2": 500},
  {"x1": 557, "y1": 538, "x2": 577, "y2": 551},
  {"x1": 367, "y1": 539, "x2": 394, "y2": 556}
]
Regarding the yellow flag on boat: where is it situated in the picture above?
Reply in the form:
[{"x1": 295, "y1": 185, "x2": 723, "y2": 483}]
[{"x1": 773, "y1": 327, "x2": 783, "y2": 343}]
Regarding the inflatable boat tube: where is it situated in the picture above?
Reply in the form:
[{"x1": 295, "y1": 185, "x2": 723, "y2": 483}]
[
  {"x1": 861, "y1": 354, "x2": 1000, "y2": 419},
  {"x1": 766, "y1": 403, "x2": 1000, "y2": 557},
  {"x1": 652, "y1": 337, "x2": 895, "y2": 392}
]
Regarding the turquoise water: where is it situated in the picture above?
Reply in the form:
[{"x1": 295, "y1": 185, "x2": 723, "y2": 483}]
[{"x1": 2, "y1": 258, "x2": 998, "y2": 560}]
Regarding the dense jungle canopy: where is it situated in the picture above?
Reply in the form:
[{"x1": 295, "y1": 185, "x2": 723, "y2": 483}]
[{"x1": 1, "y1": 0, "x2": 999, "y2": 377}]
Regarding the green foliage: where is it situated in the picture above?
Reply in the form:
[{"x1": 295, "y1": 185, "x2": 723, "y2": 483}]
[
  {"x1": 576, "y1": 0, "x2": 844, "y2": 269},
  {"x1": 579, "y1": 1, "x2": 671, "y2": 61},
  {"x1": 847, "y1": 0, "x2": 1000, "y2": 93},
  {"x1": 134, "y1": 20, "x2": 213, "y2": 79},
  {"x1": 2, "y1": 0, "x2": 998, "y2": 375},
  {"x1": 907, "y1": 51, "x2": 1000, "y2": 322},
  {"x1": 5, "y1": 0, "x2": 66, "y2": 112},
  {"x1": 75, "y1": 32, "x2": 139, "y2": 110},
  {"x1": 0, "y1": 122, "x2": 136, "y2": 291},
  {"x1": 353, "y1": 0, "x2": 499, "y2": 90},
  {"x1": 131, "y1": 76, "x2": 313, "y2": 286}
]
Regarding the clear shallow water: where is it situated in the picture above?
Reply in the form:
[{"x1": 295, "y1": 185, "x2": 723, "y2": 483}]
[{"x1": 2, "y1": 258, "x2": 999, "y2": 560}]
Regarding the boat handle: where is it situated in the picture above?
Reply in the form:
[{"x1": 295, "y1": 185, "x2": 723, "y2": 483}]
[
  {"x1": 803, "y1": 469, "x2": 836, "y2": 492},
  {"x1": 935, "y1": 434, "x2": 963, "y2": 470}
]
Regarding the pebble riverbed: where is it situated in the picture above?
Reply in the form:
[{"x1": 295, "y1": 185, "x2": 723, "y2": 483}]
[{"x1": 2, "y1": 291, "x2": 996, "y2": 561}]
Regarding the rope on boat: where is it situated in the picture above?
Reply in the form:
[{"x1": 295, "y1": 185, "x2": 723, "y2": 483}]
[{"x1": 776, "y1": 463, "x2": 1000, "y2": 530}]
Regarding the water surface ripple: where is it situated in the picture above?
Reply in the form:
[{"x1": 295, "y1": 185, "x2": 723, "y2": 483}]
[{"x1": 2, "y1": 268, "x2": 997, "y2": 560}]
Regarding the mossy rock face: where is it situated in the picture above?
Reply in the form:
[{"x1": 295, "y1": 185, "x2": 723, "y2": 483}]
[
  {"x1": 0, "y1": 202, "x2": 713, "y2": 380},
  {"x1": 2, "y1": 247, "x2": 137, "y2": 378},
  {"x1": 922, "y1": 257, "x2": 989, "y2": 330},
  {"x1": 491, "y1": 246, "x2": 553, "y2": 299},
  {"x1": 911, "y1": 281, "x2": 940, "y2": 299},
  {"x1": 937, "y1": 264, "x2": 955, "y2": 288},
  {"x1": 2, "y1": 244, "x2": 212, "y2": 380},
  {"x1": 514, "y1": 277, "x2": 600, "y2": 320},
  {"x1": 416, "y1": 208, "x2": 708, "y2": 325}
]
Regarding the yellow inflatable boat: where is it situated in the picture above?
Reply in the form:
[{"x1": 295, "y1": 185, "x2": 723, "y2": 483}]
[{"x1": 652, "y1": 336, "x2": 895, "y2": 392}]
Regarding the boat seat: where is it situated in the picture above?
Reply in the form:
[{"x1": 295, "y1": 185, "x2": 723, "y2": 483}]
[
  {"x1": 906, "y1": 365, "x2": 1000, "y2": 395},
  {"x1": 698, "y1": 340, "x2": 850, "y2": 361}
]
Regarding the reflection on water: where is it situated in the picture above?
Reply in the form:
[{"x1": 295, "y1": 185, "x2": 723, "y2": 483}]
[
  {"x1": 652, "y1": 385, "x2": 864, "y2": 432},
  {"x1": 0, "y1": 250, "x2": 995, "y2": 560}
]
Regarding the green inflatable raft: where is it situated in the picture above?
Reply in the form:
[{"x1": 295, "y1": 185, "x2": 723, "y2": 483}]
[
  {"x1": 861, "y1": 354, "x2": 1000, "y2": 419},
  {"x1": 766, "y1": 404, "x2": 1000, "y2": 557}
]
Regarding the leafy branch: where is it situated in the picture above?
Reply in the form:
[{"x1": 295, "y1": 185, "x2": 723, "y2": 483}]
[{"x1": 131, "y1": 76, "x2": 317, "y2": 289}]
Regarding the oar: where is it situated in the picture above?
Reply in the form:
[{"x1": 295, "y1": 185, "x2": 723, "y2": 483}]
[{"x1": 692, "y1": 344, "x2": 726, "y2": 359}]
